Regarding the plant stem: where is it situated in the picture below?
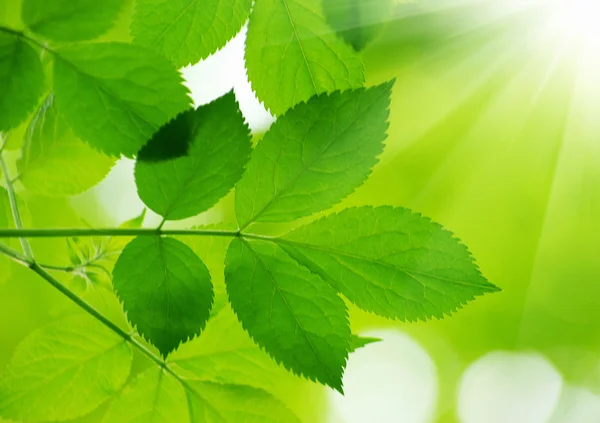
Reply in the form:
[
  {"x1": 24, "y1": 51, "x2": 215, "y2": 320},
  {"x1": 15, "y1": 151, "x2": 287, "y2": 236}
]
[
  {"x1": 40, "y1": 263, "x2": 76, "y2": 272},
  {"x1": 0, "y1": 227, "x2": 241, "y2": 238},
  {"x1": 0, "y1": 155, "x2": 34, "y2": 258},
  {"x1": 0, "y1": 242, "x2": 31, "y2": 266},
  {"x1": 31, "y1": 267, "x2": 179, "y2": 377},
  {"x1": 0, "y1": 240, "x2": 182, "y2": 377}
]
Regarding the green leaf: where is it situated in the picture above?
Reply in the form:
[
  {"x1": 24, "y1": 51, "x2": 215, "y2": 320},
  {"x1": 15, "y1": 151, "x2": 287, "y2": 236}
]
[
  {"x1": 349, "y1": 334, "x2": 381, "y2": 352},
  {"x1": 103, "y1": 363, "x2": 300, "y2": 423},
  {"x1": 135, "y1": 92, "x2": 251, "y2": 220},
  {"x1": 280, "y1": 206, "x2": 500, "y2": 321},
  {"x1": 112, "y1": 236, "x2": 213, "y2": 357},
  {"x1": 0, "y1": 314, "x2": 132, "y2": 422},
  {"x1": 53, "y1": 42, "x2": 191, "y2": 157},
  {"x1": 102, "y1": 368, "x2": 189, "y2": 423},
  {"x1": 171, "y1": 306, "x2": 290, "y2": 391},
  {"x1": 185, "y1": 380, "x2": 300, "y2": 423},
  {"x1": 322, "y1": 0, "x2": 393, "y2": 51},
  {"x1": 17, "y1": 94, "x2": 115, "y2": 196},
  {"x1": 22, "y1": 0, "x2": 124, "y2": 42},
  {"x1": 225, "y1": 238, "x2": 350, "y2": 391},
  {"x1": 235, "y1": 83, "x2": 392, "y2": 227},
  {"x1": 0, "y1": 32, "x2": 44, "y2": 131},
  {"x1": 132, "y1": 0, "x2": 252, "y2": 68},
  {"x1": 245, "y1": 0, "x2": 364, "y2": 115}
]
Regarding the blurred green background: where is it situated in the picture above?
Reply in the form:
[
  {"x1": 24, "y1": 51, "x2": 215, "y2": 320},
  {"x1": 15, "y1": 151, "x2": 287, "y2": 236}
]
[{"x1": 2, "y1": 0, "x2": 600, "y2": 422}]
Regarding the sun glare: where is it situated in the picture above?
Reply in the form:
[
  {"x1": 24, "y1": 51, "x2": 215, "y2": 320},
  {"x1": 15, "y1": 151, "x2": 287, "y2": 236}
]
[{"x1": 549, "y1": 0, "x2": 600, "y2": 46}]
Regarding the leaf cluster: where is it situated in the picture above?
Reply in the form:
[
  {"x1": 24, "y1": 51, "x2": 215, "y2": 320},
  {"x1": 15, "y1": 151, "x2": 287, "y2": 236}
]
[{"x1": 0, "y1": 0, "x2": 498, "y2": 422}]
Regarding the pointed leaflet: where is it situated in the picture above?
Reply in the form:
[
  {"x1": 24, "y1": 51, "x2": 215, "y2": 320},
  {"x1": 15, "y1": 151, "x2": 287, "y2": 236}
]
[
  {"x1": 17, "y1": 94, "x2": 115, "y2": 196},
  {"x1": 322, "y1": 0, "x2": 393, "y2": 51},
  {"x1": 112, "y1": 236, "x2": 213, "y2": 356},
  {"x1": 225, "y1": 238, "x2": 350, "y2": 391},
  {"x1": 22, "y1": 0, "x2": 124, "y2": 42},
  {"x1": 53, "y1": 42, "x2": 191, "y2": 157},
  {"x1": 135, "y1": 93, "x2": 251, "y2": 220},
  {"x1": 235, "y1": 83, "x2": 392, "y2": 227},
  {"x1": 0, "y1": 32, "x2": 44, "y2": 131},
  {"x1": 0, "y1": 314, "x2": 132, "y2": 422},
  {"x1": 245, "y1": 0, "x2": 364, "y2": 115},
  {"x1": 280, "y1": 207, "x2": 500, "y2": 321},
  {"x1": 132, "y1": 0, "x2": 252, "y2": 68},
  {"x1": 349, "y1": 334, "x2": 381, "y2": 352},
  {"x1": 102, "y1": 368, "x2": 189, "y2": 423}
]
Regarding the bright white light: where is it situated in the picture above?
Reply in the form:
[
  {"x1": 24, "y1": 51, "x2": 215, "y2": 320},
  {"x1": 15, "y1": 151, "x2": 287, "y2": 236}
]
[
  {"x1": 549, "y1": 0, "x2": 600, "y2": 45},
  {"x1": 458, "y1": 351, "x2": 563, "y2": 423},
  {"x1": 327, "y1": 330, "x2": 438, "y2": 423}
]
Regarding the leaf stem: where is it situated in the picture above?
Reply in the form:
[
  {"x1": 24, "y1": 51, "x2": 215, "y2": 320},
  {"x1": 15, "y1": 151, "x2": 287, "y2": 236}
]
[
  {"x1": 0, "y1": 227, "x2": 241, "y2": 238},
  {"x1": 0, "y1": 154, "x2": 34, "y2": 258}
]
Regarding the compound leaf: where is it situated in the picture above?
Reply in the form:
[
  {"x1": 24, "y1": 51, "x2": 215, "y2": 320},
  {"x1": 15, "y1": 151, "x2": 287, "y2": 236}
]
[
  {"x1": 0, "y1": 32, "x2": 44, "y2": 131},
  {"x1": 225, "y1": 237, "x2": 350, "y2": 391},
  {"x1": 112, "y1": 236, "x2": 213, "y2": 357},
  {"x1": 53, "y1": 42, "x2": 191, "y2": 157},
  {"x1": 322, "y1": 0, "x2": 393, "y2": 51},
  {"x1": 132, "y1": 0, "x2": 252, "y2": 68},
  {"x1": 135, "y1": 92, "x2": 251, "y2": 220},
  {"x1": 281, "y1": 207, "x2": 500, "y2": 321},
  {"x1": 102, "y1": 368, "x2": 189, "y2": 423},
  {"x1": 22, "y1": 0, "x2": 124, "y2": 42},
  {"x1": 235, "y1": 82, "x2": 392, "y2": 227},
  {"x1": 245, "y1": 0, "x2": 364, "y2": 115},
  {"x1": 0, "y1": 314, "x2": 132, "y2": 422},
  {"x1": 17, "y1": 94, "x2": 115, "y2": 196}
]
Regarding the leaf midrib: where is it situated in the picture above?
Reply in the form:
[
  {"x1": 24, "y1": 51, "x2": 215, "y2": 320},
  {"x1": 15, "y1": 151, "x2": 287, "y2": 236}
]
[
  {"x1": 241, "y1": 90, "x2": 383, "y2": 227},
  {"x1": 280, "y1": 0, "x2": 318, "y2": 94},
  {"x1": 277, "y1": 237, "x2": 496, "y2": 291},
  {"x1": 243, "y1": 239, "x2": 338, "y2": 387}
]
